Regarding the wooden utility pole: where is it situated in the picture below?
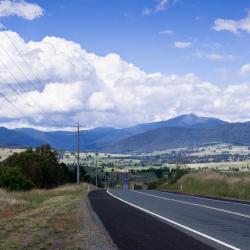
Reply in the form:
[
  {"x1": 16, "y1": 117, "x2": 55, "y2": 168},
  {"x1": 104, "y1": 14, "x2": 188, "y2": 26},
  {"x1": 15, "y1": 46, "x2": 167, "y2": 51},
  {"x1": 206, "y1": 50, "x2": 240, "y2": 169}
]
[
  {"x1": 77, "y1": 124, "x2": 80, "y2": 184},
  {"x1": 95, "y1": 152, "x2": 98, "y2": 188}
]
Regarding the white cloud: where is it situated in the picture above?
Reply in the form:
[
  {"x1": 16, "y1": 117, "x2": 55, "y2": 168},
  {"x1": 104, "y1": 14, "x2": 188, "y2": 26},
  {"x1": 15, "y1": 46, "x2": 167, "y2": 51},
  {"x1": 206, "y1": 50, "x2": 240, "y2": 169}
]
[
  {"x1": 174, "y1": 41, "x2": 193, "y2": 49},
  {"x1": 142, "y1": 0, "x2": 175, "y2": 16},
  {"x1": 213, "y1": 12, "x2": 250, "y2": 34},
  {"x1": 159, "y1": 29, "x2": 174, "y2": 35},
  {"x1": 195, "y1": 52, "x2": 235, "y2": 61},
  {"x1": 240, "y1": 64, "x2": 250, "y2": 76},
  {"x1": 0, "y1": 0, "x2": 44, "y2": 20},
  {"x1": 0, "y1": 31, "x2": 250, "y2": 129},
  {"x1": 206, "y1": 53, "x2": 226, "y2": 60}
]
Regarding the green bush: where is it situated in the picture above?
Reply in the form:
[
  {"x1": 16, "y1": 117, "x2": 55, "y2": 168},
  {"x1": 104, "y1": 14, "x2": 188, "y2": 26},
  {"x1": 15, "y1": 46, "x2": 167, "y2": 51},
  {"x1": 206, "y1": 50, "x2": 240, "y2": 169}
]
[
  {"x1": 0, "y1": 166, "x2": 34, "y2": 191},
  {"x1": 134, "y1": 184, "x2": 143, "y2": 190},
  {"x1": 147, "y1": 181, "x2": 160, "y2": 190},
  {"x1": 168, "y1": 169, "x2": 188, "y2": 184},
  {"x1": 154, "y1": 169, "x2": 163, "y2": 179}
]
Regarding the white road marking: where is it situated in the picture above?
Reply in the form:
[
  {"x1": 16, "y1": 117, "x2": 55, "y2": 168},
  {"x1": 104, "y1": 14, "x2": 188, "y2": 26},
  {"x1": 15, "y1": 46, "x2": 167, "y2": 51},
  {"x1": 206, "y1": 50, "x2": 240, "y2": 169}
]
[
  {"x1": 133, "y1": 190, "x2": 250, "y2": 219},
  {"x1": 107, "y1": 189, "x2": 241, "y2": 250},
  {"x1": 151, "y1": 190, "x2": 250, "y2": 207}
]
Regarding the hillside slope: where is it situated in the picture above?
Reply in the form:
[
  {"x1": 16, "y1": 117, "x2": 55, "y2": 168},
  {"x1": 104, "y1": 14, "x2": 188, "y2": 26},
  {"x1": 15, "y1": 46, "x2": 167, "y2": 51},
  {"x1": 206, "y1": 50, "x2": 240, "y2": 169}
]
[
  {"x1": 126, "y1": 113, "x2": 227, "y2": 134},
  {"x1": 0, "y1": 114, "x2": 249, "y2": 151},
  {"x1": 0, "y1": 127, "x2": 44, "y2": 147},
  {"x1": 108, "y1": 123, "x2": 250, "y2": 152}
]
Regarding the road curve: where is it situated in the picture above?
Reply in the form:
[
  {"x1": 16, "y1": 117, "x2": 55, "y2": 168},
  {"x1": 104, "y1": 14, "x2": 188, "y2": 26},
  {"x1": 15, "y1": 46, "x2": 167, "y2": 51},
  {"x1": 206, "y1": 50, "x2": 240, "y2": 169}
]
[
  {"x1": 106, "y1": 189, "x2": 250, "y2": 250},
  {"x1": 88, "y1": 190, "x2": 213, "y2": 250}
]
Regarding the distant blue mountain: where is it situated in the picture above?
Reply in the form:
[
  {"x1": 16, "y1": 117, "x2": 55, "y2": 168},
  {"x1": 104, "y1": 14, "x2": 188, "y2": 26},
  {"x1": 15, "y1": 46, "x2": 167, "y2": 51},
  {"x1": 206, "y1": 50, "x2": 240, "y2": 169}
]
[
  {"x1": 0, "y1": 114, "x2": 248, "y2": 152},
  {"x1": 13, "y1": 127, "x2": 132, "y2": 151},
  {"x1": 108, "y1": 123, "x2": 250, "y2": 153},
  {"x1": 0, "y1": 127, "x2": 44, "y2": 147},
  {"x1": 126, "y1": 113, "x2": 227, "y2": 134}
]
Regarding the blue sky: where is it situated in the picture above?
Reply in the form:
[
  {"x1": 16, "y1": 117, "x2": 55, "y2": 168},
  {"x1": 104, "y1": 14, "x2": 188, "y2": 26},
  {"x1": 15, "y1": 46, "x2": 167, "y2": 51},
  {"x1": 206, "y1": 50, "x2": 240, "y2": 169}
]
[{"x1": 0, "y1": 0, "x2": 250, "y2": 129}]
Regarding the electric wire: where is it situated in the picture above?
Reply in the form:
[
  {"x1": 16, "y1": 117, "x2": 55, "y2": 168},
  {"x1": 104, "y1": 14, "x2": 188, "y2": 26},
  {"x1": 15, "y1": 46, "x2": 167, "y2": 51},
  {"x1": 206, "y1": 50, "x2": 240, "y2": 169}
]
[{"x1": 0, "y1": 23, "x2": 78, "y2": 128}]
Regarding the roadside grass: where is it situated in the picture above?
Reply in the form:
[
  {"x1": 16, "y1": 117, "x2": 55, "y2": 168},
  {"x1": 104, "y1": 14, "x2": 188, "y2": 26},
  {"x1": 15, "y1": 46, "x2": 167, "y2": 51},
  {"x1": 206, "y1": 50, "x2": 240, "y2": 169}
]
[
  {"x1": 160, "y1": 171, "x2": 250, "y2": 201},
  {"x1": 0, "y1": 184, "x2": 115, "y2": 250}
]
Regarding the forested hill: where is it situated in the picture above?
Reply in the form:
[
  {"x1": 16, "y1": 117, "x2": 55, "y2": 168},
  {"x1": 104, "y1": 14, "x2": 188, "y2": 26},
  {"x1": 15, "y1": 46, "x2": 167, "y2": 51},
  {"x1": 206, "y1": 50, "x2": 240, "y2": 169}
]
[
  {"x1": 0, "y1": 114, "x2": 249, "y2": 152},
  {"x1": 107, "y1": 123, "x2": 250, "y2": 153}
]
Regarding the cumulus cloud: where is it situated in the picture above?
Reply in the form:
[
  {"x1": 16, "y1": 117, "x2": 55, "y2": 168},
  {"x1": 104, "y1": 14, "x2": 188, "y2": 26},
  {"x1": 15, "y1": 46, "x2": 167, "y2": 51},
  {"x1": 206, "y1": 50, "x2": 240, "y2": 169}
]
[
  {"x1": 213, "y1": 12, "x2": 250, "y2": 34},
  {"x1": 174, "y1": 41, "x2": 193, "y2": 49},
  {"x1": 0, "y1": 0, "x2": 44, "y2": 20},
  {"x1": 142, "y1": 0, "x2": 175, "y2": 16},
  {"x1": 0, "y1": 31, "x2": 250, "y2": 130},
  {"x1": 240, "y1": 64, "x2": 250, "y2": 76}
]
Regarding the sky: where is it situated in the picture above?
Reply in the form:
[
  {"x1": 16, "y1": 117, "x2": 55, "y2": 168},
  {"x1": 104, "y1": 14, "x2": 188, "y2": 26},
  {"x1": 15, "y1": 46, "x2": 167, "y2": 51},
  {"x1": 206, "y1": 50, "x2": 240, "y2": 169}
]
[{"x1": 0, "y1": 0, "x2": 250, "y2": 130}]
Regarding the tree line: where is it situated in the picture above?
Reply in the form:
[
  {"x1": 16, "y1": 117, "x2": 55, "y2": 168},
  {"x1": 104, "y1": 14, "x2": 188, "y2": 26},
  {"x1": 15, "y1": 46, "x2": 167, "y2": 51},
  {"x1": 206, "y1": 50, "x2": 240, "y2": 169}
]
[{"x1": 0, "y1": 144, "x2": 90, "y2": 190}]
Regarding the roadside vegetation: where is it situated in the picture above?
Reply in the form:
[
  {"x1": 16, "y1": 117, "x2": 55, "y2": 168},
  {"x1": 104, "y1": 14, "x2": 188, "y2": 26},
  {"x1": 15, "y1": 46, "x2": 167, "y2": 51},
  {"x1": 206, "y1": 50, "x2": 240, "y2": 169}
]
[
  {"x1": 0, "y1": 184, "x2": 86, "y2": 249},
  {"x1": 0, "y1": 145, "x2": 115, "y2": 249},
  {"x1": 157, "y1": 171, "x2": 250, "y2": 201},
  {"x1": 0, "y1": 184, "x2": 115, "y2": 250},
  {"x1": 0, "y1": 145, "x2": 91, "y2": 191}
]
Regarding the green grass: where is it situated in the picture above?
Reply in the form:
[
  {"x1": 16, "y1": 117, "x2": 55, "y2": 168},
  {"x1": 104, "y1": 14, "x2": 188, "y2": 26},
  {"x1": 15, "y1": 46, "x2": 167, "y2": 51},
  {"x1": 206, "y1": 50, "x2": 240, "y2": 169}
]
[
  {"x1": 0, "y1": 184, "x2": 93, "y2": 250},
  {"x1": 160, "y1": 171, "x2": 250, "y2": 201}
]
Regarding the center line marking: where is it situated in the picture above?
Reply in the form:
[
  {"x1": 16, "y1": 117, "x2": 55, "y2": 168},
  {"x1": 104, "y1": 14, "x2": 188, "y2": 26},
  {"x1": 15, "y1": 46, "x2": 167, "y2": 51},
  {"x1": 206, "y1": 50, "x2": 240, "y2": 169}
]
[
  {"x1": 133, "y1": 190, "x2": 250, "y2": 219},
  {"x1": 107, "y1": 190, "x2": 240, "y2": 250}
]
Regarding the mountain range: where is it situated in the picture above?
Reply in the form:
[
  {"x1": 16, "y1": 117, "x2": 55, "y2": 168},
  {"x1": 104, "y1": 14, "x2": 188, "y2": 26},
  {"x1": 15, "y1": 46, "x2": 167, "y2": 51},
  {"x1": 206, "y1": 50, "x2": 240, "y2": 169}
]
[{"x1": 0, "y1": 114, "x2": 249, "y2": 152}]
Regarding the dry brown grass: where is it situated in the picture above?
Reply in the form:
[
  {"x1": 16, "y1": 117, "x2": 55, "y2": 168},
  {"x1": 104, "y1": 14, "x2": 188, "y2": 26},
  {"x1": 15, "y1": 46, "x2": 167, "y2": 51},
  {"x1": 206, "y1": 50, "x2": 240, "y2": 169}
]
[
  {"x1": 162, "y1": 171, "x2": 250, "y2": 200},
  {"x1": 0, "y1": 148, "x2": 26, "y2": 162},
  {"x1": 0, "y1": 184, "x2": 116, "y2": 250}
]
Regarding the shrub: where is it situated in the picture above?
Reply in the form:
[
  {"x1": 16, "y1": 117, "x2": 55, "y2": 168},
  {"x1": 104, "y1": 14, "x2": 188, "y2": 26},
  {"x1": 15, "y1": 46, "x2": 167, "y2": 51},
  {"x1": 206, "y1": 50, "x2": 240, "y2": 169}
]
[
  {"x1": 134, "y1": 184, "x2": 143, "y2": 190},
  {"x1": 169, "y1": 169, "x2": 188, "y2": 184},
  {"x1": 0, "y1": 166, "x2": 34, "y2": 191},
  {"x1": 154, "y1": 169, "x2": 163, "y2": 179},
  {"x1": 147, "y1": 181, "x2": 160, "y2": 190}
]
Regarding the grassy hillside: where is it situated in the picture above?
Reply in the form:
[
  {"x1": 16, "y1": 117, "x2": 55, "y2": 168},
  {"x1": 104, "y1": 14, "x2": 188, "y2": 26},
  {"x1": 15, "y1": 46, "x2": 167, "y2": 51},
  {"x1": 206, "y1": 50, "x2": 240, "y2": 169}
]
[
  {"x1": 0, "y1": 184, "x2": 115, "y2": 250},
  {"x1": 160, "y1": 171, "x2": 250, "y2": 200}
]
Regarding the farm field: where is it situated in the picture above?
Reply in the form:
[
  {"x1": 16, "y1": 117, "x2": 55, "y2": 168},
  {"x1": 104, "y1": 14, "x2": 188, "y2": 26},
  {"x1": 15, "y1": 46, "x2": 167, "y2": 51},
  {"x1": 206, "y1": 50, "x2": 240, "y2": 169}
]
[
  {"x1": 184, "y1": 161, "x2": 250, "y2": 171},
  {"x1": 147, "y1": 144, "x2": 250, "y2": 157},
  {"x1": 0, "y1": 148, "x2": 26, "y2": 161},
  {"x1": 59, "y1": 144, "x2": 250, "y2": 173},
  {"x1": 2, "y1": 144, "x2": 250, "y2": 174}
]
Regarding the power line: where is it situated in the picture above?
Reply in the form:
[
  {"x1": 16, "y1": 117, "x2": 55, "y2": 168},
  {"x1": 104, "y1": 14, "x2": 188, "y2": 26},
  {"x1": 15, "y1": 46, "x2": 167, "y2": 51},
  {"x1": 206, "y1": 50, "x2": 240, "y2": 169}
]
[
  {"x1": 77, "y1": 123, "x2": 80, "y2": 184},
  {"x1": 0, "y1": 73, "x2": 39, "y2": 124},
  {"x1": 0, "y1": 46, "x2": 46, "y2": 112},
  {"x1": 0, "y1": 57, "x2": 47, "y2": 121},
  {"x1": 0, "y1": 23, "x2": 83, "y2": 131},
  {"x1": 0, "y1": 91, "x2": 37, "y2": 125},
  {"x1": 0, "y1": 26, "x2": 44, "y2": 90},
  {"x1": 0, "y1": 44, "x2": 41, "y2": 93},
  {"x1": 0, "y1": 57, "x2": 33, "y2": 95},
  {"x1": 0, "y1": 47, "x2": 64, "y2": 127},
  {"x1": 0, "y1": 73, "x2": 22, "y2": 97},
  {"x1": 0, "y1": 25, "x2": 78, "y2": 128},
  {"x1": 0, "y1": 25, "x2": 71, "y2": 114}
]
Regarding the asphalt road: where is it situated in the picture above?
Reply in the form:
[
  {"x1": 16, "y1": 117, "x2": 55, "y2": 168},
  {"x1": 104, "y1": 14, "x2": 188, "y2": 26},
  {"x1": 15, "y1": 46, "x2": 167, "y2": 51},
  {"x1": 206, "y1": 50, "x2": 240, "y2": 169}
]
[
  {"x1": 89, "y1": 190, "x2": 213, "y2": 250},
  {"x1": 106, "y1": 189, "x2": 250, "y2": 250}
]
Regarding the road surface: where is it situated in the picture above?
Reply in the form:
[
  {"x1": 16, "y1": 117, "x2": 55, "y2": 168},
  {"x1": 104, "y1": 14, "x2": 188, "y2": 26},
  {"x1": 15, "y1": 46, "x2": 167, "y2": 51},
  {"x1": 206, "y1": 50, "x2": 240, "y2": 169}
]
[{"x1": 89, "y1": 189, "x2": 250, "y2": 250}]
